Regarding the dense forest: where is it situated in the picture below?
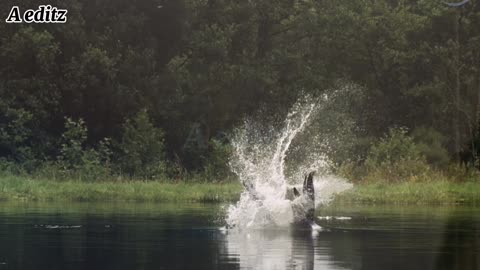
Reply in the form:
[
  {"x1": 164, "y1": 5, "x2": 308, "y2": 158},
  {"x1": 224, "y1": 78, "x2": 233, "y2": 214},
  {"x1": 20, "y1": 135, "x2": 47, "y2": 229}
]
[{"x1": 1, "y1": 0, "x2": 480, "y2": 181}]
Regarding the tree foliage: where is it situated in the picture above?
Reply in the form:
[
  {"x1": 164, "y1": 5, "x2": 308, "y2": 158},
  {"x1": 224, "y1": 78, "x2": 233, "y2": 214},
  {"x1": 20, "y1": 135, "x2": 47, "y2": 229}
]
[
  {"x1": 365, "y1": 127, "x2": 430, "y2": 182},
  {"x1": 1, "y1": 0, "x2": 480, "y2": 180},
  {"x1": 117, "y1": 110, "x2": 166, "y2": 179}
]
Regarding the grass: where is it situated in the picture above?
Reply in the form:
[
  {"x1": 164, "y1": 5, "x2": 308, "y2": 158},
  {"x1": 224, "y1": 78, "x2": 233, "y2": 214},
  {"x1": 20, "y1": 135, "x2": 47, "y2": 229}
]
[
  {"x1": 2, "y1": 174, "x2": 480, "y2": 205},
  {"x1": 333, "y1": 180, "x2": 480, "y2": 205},
  {"x1": 0, "y1": 174, "x2": 242, "y2": 203}
]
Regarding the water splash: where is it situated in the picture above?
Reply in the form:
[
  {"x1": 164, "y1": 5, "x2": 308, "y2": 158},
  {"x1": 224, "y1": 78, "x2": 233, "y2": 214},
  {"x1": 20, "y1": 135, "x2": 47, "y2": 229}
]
[{"x1": 226, "y1": 97, "x2": 352, "y2": 229}]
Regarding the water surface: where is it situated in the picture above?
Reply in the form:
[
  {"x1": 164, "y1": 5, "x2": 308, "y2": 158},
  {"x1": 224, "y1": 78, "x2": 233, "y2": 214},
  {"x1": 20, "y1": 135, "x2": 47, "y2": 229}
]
[{"x1": 0, "y1": 202, "x2": 478, "y2": 270}]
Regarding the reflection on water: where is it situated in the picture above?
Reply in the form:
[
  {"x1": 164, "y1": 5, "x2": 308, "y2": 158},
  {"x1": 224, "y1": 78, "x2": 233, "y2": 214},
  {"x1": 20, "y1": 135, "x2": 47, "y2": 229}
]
[
  {"x1": 0, "y1": 202, "x2": 479, "y2": 270},
  {"x1": 224, "y1": 228, "x2": 348, "y2": 270}
]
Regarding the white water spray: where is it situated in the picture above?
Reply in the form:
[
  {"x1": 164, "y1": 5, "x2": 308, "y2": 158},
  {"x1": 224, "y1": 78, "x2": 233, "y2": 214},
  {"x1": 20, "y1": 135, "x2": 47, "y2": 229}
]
[{"x1": 226, "y1": 97, "x2": 353, "y2": 229}]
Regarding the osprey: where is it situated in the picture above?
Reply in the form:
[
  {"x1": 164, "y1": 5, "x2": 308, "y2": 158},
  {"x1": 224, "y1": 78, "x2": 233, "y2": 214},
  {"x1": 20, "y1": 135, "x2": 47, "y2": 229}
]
[
  {"x1": 242, "y1": 171, "x2": 316, "y2": 226},
  {"x1": 286, "y1": 171, "x2": 316, "y2": 225}
]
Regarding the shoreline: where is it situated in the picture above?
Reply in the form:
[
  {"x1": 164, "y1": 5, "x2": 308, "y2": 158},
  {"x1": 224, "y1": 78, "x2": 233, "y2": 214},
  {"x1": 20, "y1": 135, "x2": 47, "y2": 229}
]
[
  {"x1": 332, "y1": 181, "x2": 480, "y2": 205},
  {"x1": 1, "y1": 175, "x2": 480, "y2": 205},
  {"x1": 0, "y1": 175, "x2": 242, "y2": 203}
]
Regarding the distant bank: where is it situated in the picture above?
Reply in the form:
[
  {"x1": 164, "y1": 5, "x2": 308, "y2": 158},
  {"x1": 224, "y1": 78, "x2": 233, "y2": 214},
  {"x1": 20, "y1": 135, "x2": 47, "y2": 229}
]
[
  {"x1": 0, "y1": 175, "x2": 479, "y2": 205},
  {"x1": 334, "y1": 181, "x2": 480, "y2": 205},
  {"x1": 0, "y1": 175, "x2": 242, "y2": 203}
]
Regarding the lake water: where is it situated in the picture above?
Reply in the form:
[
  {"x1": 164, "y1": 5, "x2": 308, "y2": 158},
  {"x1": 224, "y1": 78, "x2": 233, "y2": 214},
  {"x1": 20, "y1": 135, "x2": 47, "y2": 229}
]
[{"x1": 0, "y1": 202, "x2": 478, "y2": 270}]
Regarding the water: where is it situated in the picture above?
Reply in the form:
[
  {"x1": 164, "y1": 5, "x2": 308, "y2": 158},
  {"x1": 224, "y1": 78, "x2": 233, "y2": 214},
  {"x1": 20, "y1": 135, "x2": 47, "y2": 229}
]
[
  {"x1": 0, "y1": 202, "x2": 479, "y2": 270},
  {"x1": 227, "y1": 97, "x2": 352, "y2": 228},
  {"x1": 1, "y1": 97, "x2": 478, "y2": 269}
]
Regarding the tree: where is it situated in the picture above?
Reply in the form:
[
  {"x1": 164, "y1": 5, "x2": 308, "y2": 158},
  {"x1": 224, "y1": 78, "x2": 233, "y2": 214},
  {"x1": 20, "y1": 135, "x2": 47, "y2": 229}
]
[{"x1": 117, "y1": 110, "x2": 166, "y2": 179}]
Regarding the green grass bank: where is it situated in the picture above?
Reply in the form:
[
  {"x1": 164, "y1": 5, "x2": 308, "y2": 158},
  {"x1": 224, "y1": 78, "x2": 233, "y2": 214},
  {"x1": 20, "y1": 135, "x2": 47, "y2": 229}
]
[
  {"x1": 1, "y1": 175, "x2": 480, "y2": 205},
  {"x1": 0, "y1": 175, "x2": 242, "y2": 203},
  {"x1": 333, "y1": 181, "x2": 480, "y2": 205}
]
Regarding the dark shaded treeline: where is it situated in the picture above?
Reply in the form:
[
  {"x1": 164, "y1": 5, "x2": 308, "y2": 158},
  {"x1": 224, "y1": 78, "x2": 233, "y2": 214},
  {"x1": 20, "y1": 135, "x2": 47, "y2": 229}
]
[{"x1": 1, "y1": 0, "x2": 480, "y2": 178}]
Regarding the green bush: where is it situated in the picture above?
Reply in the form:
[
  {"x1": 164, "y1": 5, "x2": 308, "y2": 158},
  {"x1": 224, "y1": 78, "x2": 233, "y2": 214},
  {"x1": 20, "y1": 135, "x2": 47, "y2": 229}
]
[
  {"x1": 56, "y1": 118, "x2": 112, "y2": 181},
  {"x1": 202, "y1": 139, "x2": 234, "y2": 181},
  {"x1": 76, "y1": 148, "x2": 111, "y2": 181},
  {"x1": 365, "y1": 127, "x2": 430, "y2": 182},
  {"x1": 444, "y1": 163, "x2": 480, "y2": 183},
  {"x1": 0, "y1": 158, "x2": 25, "y2": 175},
  {"x1": 34, "y1": 161, "x2": 64, "y2": 180},
  {"x1": 59, "y1": 117, "x2": 87, "y2": 169},
  {"x1": 412, "y1": 127, "x2": 450, "y2": 167},
  {"x1": 117, "y1": 110, "x2": 166, "y2": 179},
  {"x1": 0, "y1": 104, "x2": 33, "y2": 166}
]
